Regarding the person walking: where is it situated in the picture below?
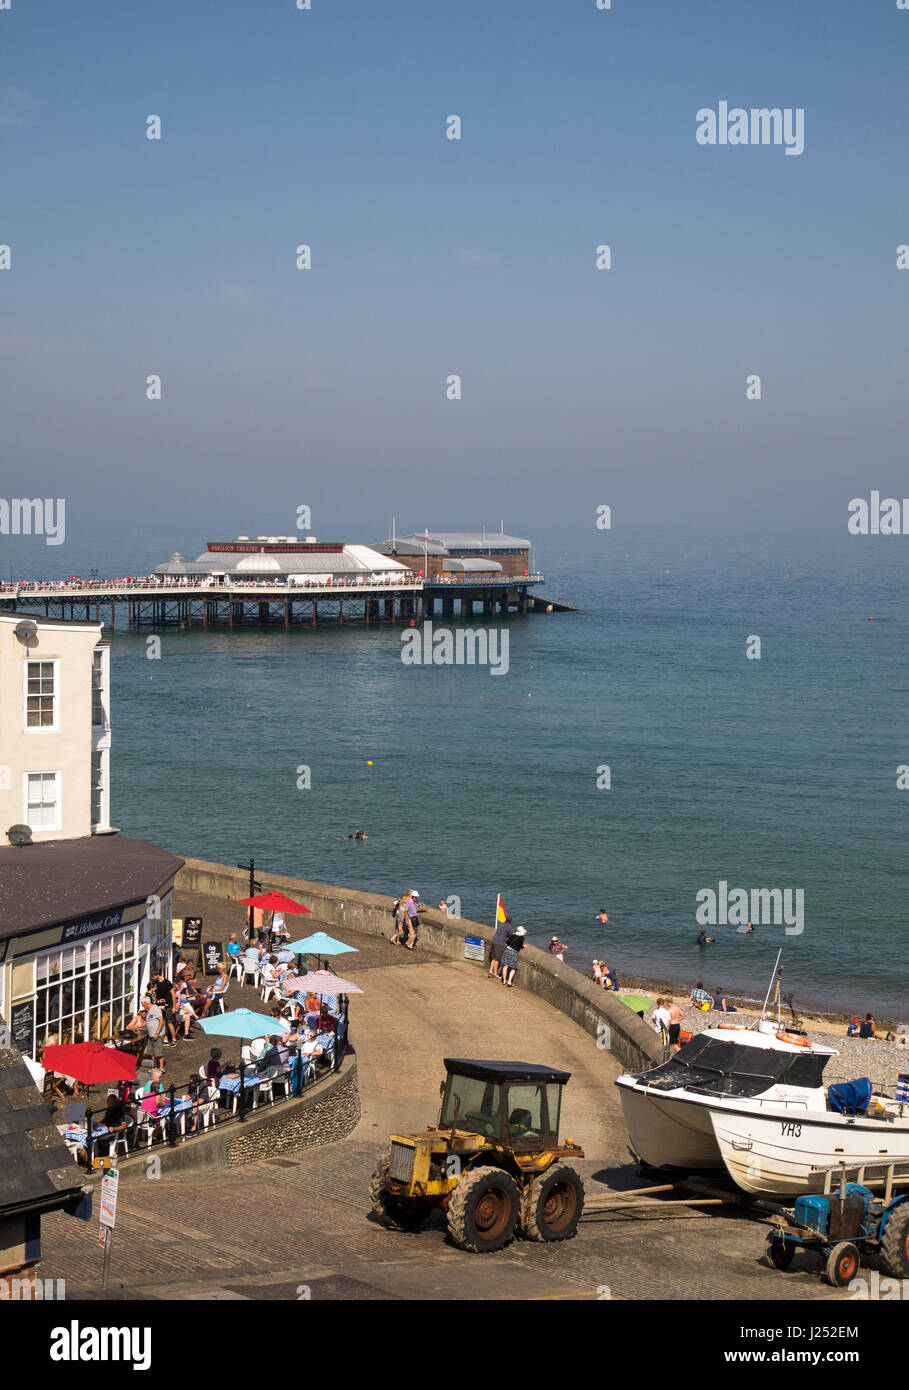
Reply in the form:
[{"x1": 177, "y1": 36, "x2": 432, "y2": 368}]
[
  {"x1": 500, "y1": 925, "x2": 527, "y2": 988},
  {"x1": 403, "y1": 890, "x2": 422, "y2": 950},
  {"x1": 390, "y1": 894, "x2": 407, "y2": 945}
]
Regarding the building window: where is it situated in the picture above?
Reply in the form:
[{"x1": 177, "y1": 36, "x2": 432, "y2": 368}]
[
  {"x1": 25, "y1": 660, "x2": 57, "y2": 729},
  {"x1": 25, "y1": 771, "x2": 60, "y2": 830},
  {"x1": 91, "y1": 751, "x2": 103, "y2": 827},
  {"x1": 92, "y1": 649, "x2": 105, "y2": 727},
  {"x1": 33, "y1": 931, "x2": 137, "y2": 1051}
]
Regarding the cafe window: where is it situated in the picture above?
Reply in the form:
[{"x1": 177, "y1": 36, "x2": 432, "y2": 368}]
[
  {"x1": 25, "y1": 659, "x2": 58, "y2": 730},
  {"x1": 33, "y1": 930, "x2": 138, "y2": 1054}
]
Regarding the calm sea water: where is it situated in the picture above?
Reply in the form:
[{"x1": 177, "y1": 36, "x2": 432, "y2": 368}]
[{"x1": 8, "y1": 529, "x2": 909, "y2": 1018}]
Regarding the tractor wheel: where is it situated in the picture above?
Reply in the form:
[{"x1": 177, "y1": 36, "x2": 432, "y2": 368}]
[
  {"x1": 880, "y1": 1203, "x2": 909, "y2": 1279},
  {"x1": 368, "y1": 1151, "x2": 425, "y2": 1232},
  {"x1": 825, "y1": 1241, "x2": 860, "y2": 1288},
  {"x1": 522, "y1": 1164, "x2": 586, "y2": 1242},
  {"x1": 768, "y1": 1236, "x2": 795, "y2": 1270},
  {"x1": 447, "y1": 1166, "x2": 521, "y2": 1253}
]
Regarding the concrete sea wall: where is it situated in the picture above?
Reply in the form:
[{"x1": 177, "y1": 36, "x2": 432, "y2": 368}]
[{"x1": 178, "y1": 857, "x2": 663, "y2": 1074}]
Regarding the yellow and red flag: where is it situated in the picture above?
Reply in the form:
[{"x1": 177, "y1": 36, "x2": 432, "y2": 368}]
[{"x1": 495, "y1": 894, "x2": 508, "y2": 924}]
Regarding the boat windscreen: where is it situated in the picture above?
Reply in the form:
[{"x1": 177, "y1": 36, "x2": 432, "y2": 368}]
[{"x1": 634, "y1": 1037, "x2": 829, "y2": 1097}]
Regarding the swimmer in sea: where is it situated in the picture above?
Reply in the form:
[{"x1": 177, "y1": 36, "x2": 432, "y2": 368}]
[{"x1": 696, "y1": 930, "x2": 715, "y2": 946}]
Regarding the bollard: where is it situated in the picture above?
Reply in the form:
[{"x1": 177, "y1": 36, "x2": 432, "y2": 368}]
[{"x1": 238, "y1": 1059, "x2": 247, "y2": 1121}]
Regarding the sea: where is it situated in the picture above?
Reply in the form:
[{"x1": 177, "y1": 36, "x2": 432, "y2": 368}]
[{"x1": 6, "y1": 528, "x2": 908, "y2": 1020}]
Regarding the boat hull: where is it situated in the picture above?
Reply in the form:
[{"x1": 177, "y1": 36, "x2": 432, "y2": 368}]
[
  {"x1": 709, "y1": 1106, "x2": 909, "y2": 1197},
  {"x1": 616, "y1": 1078, "x2": 725, "y2": 1171}
]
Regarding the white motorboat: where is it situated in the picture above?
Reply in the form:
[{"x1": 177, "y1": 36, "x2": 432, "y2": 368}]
[
  {"x1": 615, "y1": 959, "x2": 909, "y2": 1197},
  {"x1": 616, "y1": 1022, "x2": 838, "y2": 1180}
]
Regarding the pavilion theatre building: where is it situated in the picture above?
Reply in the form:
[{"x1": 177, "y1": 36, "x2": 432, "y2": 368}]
[{"x1": 0, "y1": 836, "x2": 183, "y2": 1061}]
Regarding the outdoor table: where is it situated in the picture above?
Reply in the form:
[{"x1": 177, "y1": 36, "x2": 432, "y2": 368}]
[
  {"x1": 217, "y1": 1072, "x2": 262, "y2": 1094},
  {"x1": 159, "y1": 1097, "x2": 195, "y2": 1138},
  {"x1": 63, "y1": 1122, "x2": 109, "y2": 1145}
]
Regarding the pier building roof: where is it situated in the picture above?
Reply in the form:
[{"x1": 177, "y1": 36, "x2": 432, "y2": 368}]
[
  {"x1": 372, "y1": 531, "x2": 530, "y2": 555},
  {"x1": 154, "y1": 542, "x2": 407, "y2": 579}
]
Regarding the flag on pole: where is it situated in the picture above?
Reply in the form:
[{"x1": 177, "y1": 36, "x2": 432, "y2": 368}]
[{"x1": 495, "y1": 894, "x2": 508, "y2": 924}]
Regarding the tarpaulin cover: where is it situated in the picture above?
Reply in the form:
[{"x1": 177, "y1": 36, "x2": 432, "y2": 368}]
[{"x1": 827, "y1": 1078, "x2": 872, "y2": 1115}]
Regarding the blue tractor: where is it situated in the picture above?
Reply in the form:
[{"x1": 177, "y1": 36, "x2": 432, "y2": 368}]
[{"x1": 767, "y1": 1170, "x2": 909, "y2": 1287}]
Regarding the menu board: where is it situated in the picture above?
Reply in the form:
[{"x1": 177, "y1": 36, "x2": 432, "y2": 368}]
[
  {"x1": 182, "y1": 916, "x2": 203, "y2": 947},
  {"x1": 203, "y1": 941, "x2": 222, "y2": 976},
  {"x1": 11, "y1": 1000, "x2": 34, "y2": 1055}
]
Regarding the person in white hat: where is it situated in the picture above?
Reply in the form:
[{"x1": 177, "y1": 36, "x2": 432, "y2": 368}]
[
  {"x1": 500, "y1": 925, "x2": 527, "y2": 987},
  {"x1": 403, "y1": 891, "x2": 423, "y2": 950}
]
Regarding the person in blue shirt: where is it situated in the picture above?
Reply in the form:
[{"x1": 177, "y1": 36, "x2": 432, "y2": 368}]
[{"x1": 226, "y1": 933, "x2": 244, "y2": 959}]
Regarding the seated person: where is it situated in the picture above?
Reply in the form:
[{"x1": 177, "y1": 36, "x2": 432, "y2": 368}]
[
  {"x1": 304, "y1": 992, "x2": 322, "y2": 1016},
  {"x1": 123, "y1": 1006, "x2": 148, "y2": 1036},
  {"x1": 179, "y1": 955, "x2": 200, "y2": 987},
  {"x1": 689, "y1": 982, "x2": 712, "y2": 1009},
  {"x1": 275, "y1": 948, "x2": 295, "y2": 965},
  {"x1": 711, "y1": 987, "x2": 738, "y2": 1014},
  {"x1": 174, "y1": 982, "x2": 199, "y2": 1038},
  {"x1": 847, "y1": 1017, "x2": 861, "y2": 1037},
  {"x1": 182, "y1": 1075, "x2": 213, "y2": 1134},
  {"x1": 205, "y1": 1047, "x2": 226, "y2": 1083},
  {"x1": 200, "y1": 965, "x2": 229, "y2": 1016},
  {"x1": 859, "y1": 1013, "x2": 878, "y2": 1039},
  {"x1": 77, "y1": 1092, "x2": 129, "y2": 1164},
  {"x1": 226, "y1": 933, "x2": 244, "y2": 959}
]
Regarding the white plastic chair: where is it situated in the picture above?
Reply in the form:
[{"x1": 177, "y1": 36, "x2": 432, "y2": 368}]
[
  {"x1": 260, "y1": 976, "x2": 281, "y2": 1005},
  {"x1": 228, "y1": 956, "x2": 245, "y2": 983}
]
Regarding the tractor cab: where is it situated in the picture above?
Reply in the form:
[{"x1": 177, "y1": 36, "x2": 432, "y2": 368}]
[{"x1": 439, "y1": 1058, "x2": 568, "y2": 1151}]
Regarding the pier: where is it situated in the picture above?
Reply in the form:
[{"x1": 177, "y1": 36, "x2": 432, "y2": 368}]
[{"x1": 0, "y1": 572, "x2": 550, "y2": 629}]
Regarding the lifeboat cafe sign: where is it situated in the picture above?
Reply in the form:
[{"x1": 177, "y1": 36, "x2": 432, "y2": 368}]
[{"x1": 61, "y1": 908, "x2": 125, "y2": 943}]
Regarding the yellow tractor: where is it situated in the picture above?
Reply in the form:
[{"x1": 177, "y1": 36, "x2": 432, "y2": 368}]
[{"x1": 368, "y1": 1058, "x2": 586, "y2": 1252}]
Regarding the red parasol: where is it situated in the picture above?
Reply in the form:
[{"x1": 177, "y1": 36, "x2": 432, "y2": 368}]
[
  {"x1": 236, "y1": 891, "x2": 312, "y2": 915},
  {"x1": 41, "y1": 1040, "x2": 137, "y2": 1086}
]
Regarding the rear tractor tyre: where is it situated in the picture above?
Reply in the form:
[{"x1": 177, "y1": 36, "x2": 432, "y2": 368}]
[
  {"x1": 880, "y1": 1203, "x2": 909, "y2": 1280},
  {"x1": 368, "y1": 1150, "x2": 426, "y2": 1232},
  {"x1": 825, "y1": 1241, "x2": 860, "y2": 1288},
  {"x1": 522, "y1": 1164, "x2": 586, "y2": 1243},
  {"x1": 447, "y1": 1167, "x2": 521, "y2": 1253}
]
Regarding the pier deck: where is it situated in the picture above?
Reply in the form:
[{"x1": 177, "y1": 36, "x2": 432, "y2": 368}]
[{"x1": 0, "y1": 573, "x2": 546, "y2": 628}]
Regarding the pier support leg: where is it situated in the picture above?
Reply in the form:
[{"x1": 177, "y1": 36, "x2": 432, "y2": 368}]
[
  {"x1": 384, "y1": 598, "x2": 393, "y2": 621},
  {"x1": 339, "y1": 601, "x2": 343, "y2": 624},
  {"x1": 312, "y1": 601, "x2": 317, "y2": 627},
  {"x1": 285, "y1": 601, "x2": 290, "y2": 628}
]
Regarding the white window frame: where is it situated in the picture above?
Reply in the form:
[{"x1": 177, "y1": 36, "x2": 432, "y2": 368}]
[
  {"x1": 23, "y1": 770, "x2": 62, "y2": 833},
  {"x1": 23, "y1": 657, "x2": 60, "y2": 733}
]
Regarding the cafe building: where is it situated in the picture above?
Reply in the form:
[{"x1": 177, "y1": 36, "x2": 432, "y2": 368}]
[{"x1": 0, "y1": 835, "x2": 183, "y2": 1059}]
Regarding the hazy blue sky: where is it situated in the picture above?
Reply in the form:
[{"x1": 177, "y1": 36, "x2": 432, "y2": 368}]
[{"x1": 1, "y1": 1, "x2": 907, "y2": 558}]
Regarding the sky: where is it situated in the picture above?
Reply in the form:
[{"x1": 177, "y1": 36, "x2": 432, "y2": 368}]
[{"x1": 1, "y1": 0, "x2": 908, "y2": 559}]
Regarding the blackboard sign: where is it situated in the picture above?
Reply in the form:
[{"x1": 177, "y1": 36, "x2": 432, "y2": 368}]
[
  {"x1": 203, "y1": 941, "x2": 222, "y2": 976},
  {"x1": 11, "y1": 1000, "x2": 34, "y2": 1054},
  {"x1": 183, "y1": 916, "x2": 203, "y2": 947}
]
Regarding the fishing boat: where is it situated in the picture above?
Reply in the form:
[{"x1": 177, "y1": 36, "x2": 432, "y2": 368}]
[{"x1": 615, "y1": 954, "x2": 909, "y2": 1197}]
